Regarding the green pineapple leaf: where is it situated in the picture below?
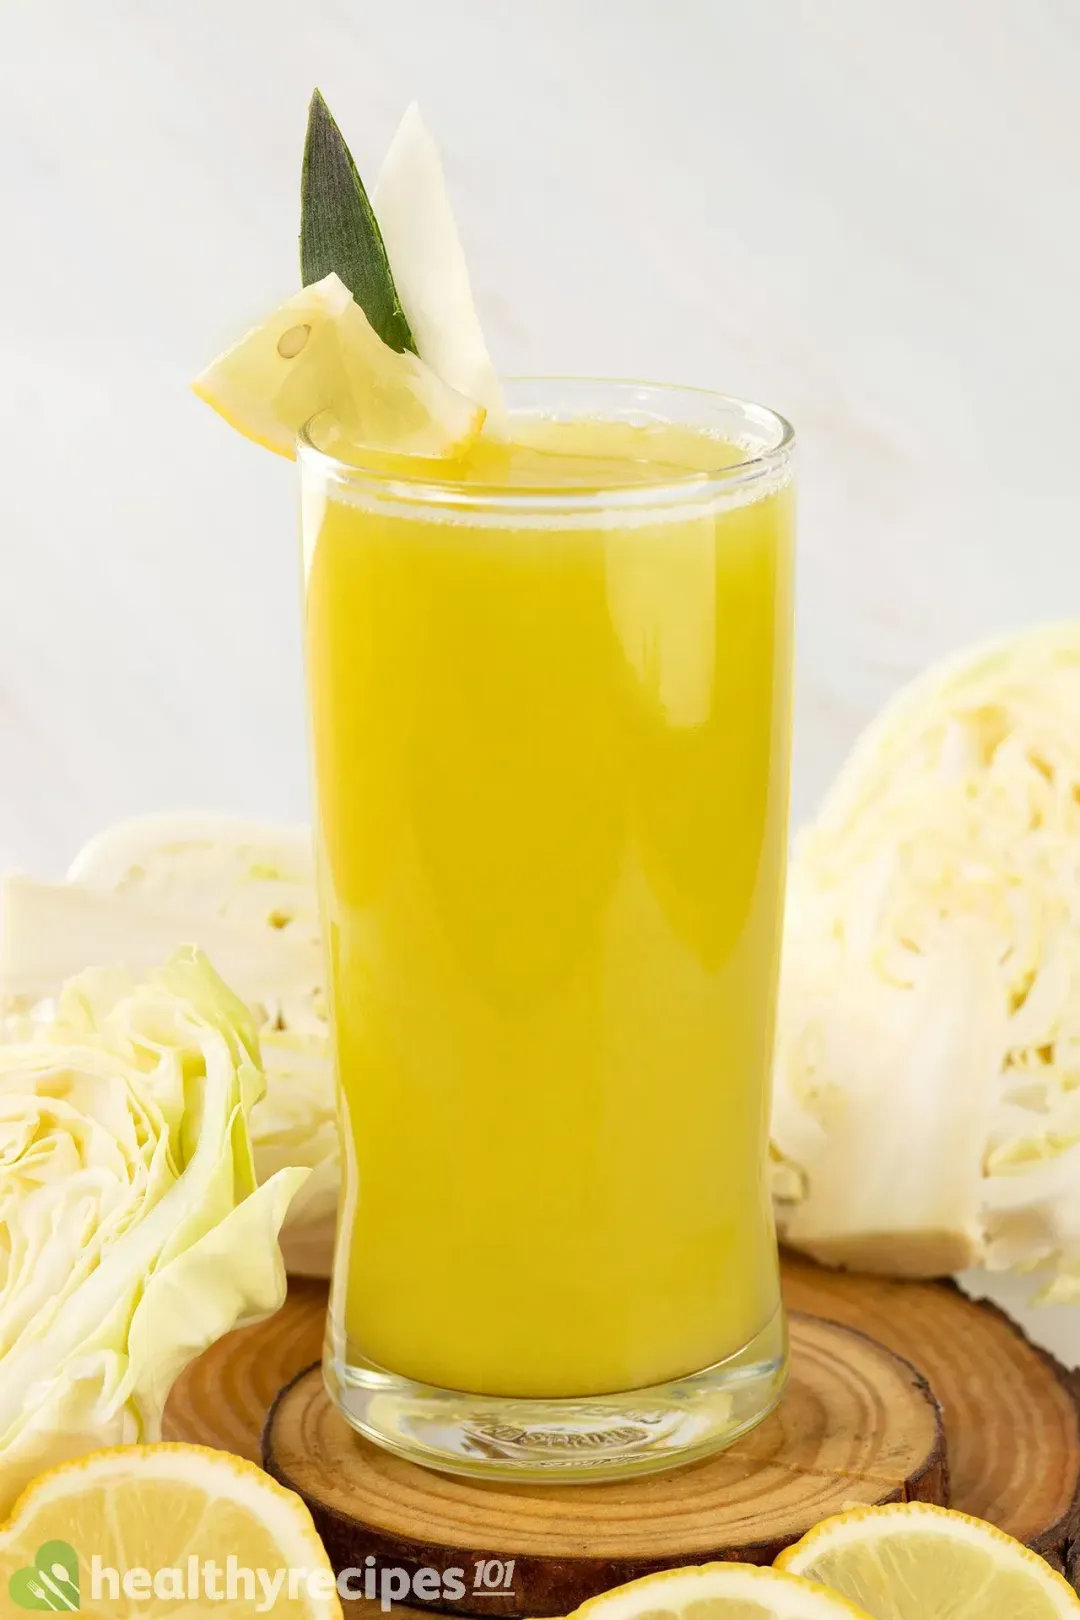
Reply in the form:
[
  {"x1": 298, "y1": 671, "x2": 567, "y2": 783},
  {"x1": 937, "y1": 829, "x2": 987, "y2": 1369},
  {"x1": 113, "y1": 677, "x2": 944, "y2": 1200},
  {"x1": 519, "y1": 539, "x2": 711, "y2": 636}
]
[{"x1": 300, "y1": 89, "x2": 415, "y2": 355}]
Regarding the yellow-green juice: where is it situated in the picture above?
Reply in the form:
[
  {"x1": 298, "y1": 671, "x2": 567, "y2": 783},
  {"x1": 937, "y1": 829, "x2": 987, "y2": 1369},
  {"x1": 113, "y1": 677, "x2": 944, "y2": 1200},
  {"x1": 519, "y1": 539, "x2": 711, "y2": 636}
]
[{"x1": 306, "y1": 409, "x2": 794, "y2": 1401}]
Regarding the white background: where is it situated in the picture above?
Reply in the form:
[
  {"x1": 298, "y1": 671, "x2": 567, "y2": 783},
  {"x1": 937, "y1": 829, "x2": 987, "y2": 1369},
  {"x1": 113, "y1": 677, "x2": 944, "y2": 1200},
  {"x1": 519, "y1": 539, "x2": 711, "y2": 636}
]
[{"x1": 3, "y1": 3, "x2": 1080, "y2": 1350}]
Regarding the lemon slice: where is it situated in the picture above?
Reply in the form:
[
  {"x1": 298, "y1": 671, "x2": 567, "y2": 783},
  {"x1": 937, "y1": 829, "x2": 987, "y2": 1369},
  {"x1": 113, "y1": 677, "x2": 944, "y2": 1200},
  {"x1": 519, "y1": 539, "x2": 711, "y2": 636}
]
[
  {"x1": 192, "y1": 270, "x2": 485, "y2": 460},
  {"x1": 776, "y1": 1502, "x2": 1080, "y2": 1618},
  {"x1": 570, "y1": 1563, "x2": 872, "y2": 1620},
  {"x1": 0, "y1": 1444, "x2": 341, "y2": 1617}
]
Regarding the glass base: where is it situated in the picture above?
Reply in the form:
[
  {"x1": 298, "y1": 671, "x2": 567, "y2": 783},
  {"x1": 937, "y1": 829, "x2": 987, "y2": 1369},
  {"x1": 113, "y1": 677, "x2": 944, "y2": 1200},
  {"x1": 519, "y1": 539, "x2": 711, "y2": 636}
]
[{"x1": 323, "y1": 1307, "x2": 788, "y2": 1484}]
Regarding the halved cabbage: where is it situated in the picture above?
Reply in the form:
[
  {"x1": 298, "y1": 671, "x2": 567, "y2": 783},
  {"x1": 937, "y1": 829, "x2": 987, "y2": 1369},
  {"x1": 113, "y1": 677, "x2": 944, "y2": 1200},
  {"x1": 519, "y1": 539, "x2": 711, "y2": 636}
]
[
  {"x1": 773, "y1": 624, "x2": 1080, "y2": 1299},
  {"x1": 2, "y1": 817, "x2": 336, "y2": 1277},
  {"x1": 0, "y1": 948, "x2": 306, "y2": 1511}
]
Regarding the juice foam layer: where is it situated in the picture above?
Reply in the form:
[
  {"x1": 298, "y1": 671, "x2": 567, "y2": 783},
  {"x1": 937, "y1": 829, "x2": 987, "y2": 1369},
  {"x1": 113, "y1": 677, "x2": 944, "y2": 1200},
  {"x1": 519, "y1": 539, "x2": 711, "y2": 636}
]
[
  {"x1": 307, "y1": 412, "x2": 789, "y2": 525},
  {"x1": 447, "y1": 417, "x2": 751, "y2": 487}
]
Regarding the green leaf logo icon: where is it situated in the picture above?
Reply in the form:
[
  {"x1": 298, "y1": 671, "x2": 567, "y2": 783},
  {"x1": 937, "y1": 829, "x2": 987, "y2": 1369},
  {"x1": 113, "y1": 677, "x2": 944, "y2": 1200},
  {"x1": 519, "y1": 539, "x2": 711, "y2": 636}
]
[{"x1": 9, "y1": 1542, "x2": 79, "y2": 1610}]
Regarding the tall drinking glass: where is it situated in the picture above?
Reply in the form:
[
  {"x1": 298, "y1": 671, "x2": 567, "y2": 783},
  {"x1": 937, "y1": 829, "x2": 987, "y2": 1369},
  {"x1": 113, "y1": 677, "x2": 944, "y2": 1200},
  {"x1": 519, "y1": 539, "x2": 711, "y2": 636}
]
[{"x1": 302, "y1": 381, "x2": 795, "y2": 1481}]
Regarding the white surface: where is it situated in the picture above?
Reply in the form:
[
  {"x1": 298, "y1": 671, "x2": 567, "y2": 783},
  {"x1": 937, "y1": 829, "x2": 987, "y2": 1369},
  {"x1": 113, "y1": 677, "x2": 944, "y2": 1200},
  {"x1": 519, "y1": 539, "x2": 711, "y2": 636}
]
[{"x1": 4, "y1": 2, "x2": 1080, "y2": 1352}]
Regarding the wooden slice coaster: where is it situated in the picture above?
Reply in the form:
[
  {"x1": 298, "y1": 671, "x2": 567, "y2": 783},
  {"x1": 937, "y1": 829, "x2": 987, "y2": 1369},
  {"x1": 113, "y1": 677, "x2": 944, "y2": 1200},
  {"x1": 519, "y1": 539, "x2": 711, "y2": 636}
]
[
  {"x1": 259, "y1": 1314, "x2": 942, "y2": 1616},
  {"x1": 780, "y1": 1254, "x2": 1080, "y2": 1576},
  {"x1": 163, "y1": 1255, "x2": 1080, "y2": 1594}
]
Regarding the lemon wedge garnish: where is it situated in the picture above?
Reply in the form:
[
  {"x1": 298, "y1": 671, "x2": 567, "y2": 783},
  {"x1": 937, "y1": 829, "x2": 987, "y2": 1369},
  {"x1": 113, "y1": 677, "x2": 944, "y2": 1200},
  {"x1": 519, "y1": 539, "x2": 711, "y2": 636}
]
[
  {"x1": 192, "y1": 270, "x2": 485, "y2": 461},
  {"x1": 776, "y1": 1502, "x2": 1080, "y2": 1619},
  {"x1": 568, "y1": 1563, "x2": 873, "y2": 1620},
  {"x1": 0, "y1": 1443, "x2": 342, "y2": 1617}
]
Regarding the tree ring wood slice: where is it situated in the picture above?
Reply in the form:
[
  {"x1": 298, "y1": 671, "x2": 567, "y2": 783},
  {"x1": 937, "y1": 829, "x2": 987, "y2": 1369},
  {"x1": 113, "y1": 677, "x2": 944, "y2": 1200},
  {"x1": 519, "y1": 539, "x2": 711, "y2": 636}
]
[
  {"x1": 259, "y1": 1314, "x2": 944, "y2": 1617},
  {"x1": 780, "y1": 1253, "x2": 1080, "y2": 1578},
  {"x1": 163, "y1": 1257, "x2": 1080, "y2": 1593}
]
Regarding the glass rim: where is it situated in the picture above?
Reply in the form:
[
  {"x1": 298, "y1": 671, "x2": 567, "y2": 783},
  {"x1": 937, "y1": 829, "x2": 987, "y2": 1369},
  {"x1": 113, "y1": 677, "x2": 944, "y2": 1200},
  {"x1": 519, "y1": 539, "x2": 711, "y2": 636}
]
[{"x1": 296, "y1": 376, "x2": 794, "y2": 517}]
